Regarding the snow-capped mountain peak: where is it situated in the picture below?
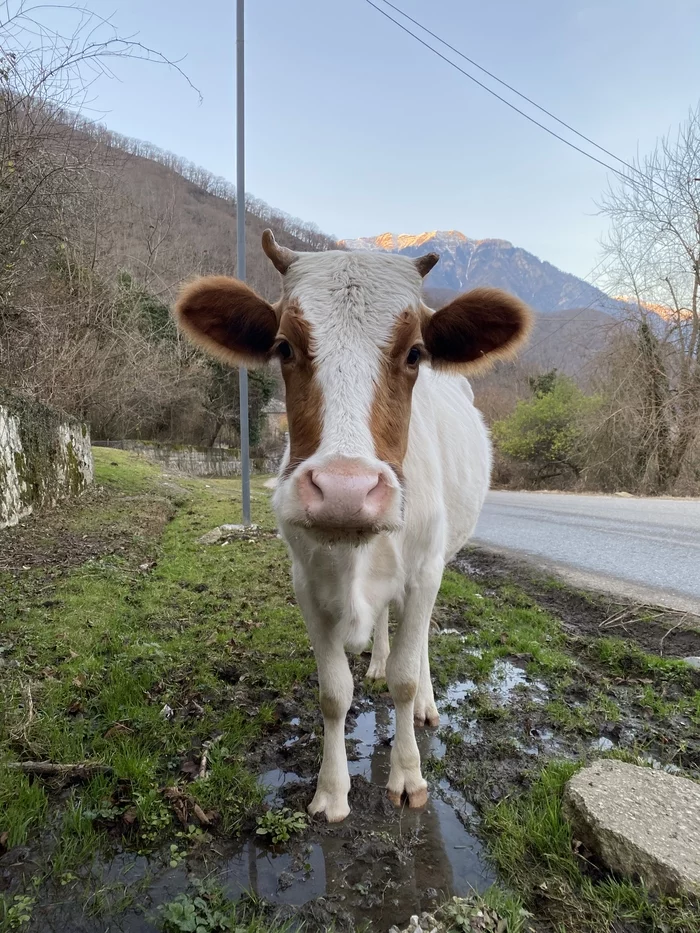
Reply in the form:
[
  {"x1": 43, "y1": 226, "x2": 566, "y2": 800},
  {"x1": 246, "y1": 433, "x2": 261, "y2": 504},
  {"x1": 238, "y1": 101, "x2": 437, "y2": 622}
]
[{"x1": 340, "y1": 230, "x2": 616, "y2": 315}]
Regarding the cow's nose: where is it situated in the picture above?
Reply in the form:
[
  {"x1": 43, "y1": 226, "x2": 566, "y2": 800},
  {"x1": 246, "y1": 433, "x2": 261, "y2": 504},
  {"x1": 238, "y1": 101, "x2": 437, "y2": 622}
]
[{"x1": 297, "y1": 461, "x2": 392, "y2": 528}]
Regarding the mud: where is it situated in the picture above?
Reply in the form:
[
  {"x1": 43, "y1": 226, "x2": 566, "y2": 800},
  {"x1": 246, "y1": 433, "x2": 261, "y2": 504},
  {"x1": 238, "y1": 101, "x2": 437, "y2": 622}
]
[
  {"x1": 3, "y1": 679, "x2": 498, "y2": 933},
  {"x1": 0, "y1": 488, "x2": 174, "y2": 572},
  {"x1": 456, "y1": 547, "x2": 700, "y2": 659}
]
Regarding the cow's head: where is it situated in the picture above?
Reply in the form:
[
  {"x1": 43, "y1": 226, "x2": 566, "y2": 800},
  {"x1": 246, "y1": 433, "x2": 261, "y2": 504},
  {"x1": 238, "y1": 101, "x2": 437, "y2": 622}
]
[{"x1": 175, "y1": 231, "x2": 531, "y2": 541}]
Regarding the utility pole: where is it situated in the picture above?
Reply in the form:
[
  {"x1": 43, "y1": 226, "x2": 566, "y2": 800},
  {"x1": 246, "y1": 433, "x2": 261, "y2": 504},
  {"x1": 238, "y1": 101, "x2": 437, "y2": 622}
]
[{"x1": 236, "y1": 0, "x2": 251, "y2": 525}]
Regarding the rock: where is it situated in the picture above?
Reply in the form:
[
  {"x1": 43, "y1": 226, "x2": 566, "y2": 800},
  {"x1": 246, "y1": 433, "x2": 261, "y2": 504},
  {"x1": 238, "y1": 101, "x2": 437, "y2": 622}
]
[
  {"x1": 563, "y1": 759, "x2": 700, "y2": 896},
  {"x1": 683, "y1": 657, "x2": 700, "y2": 670},
  {"x1": 197, "y1": 527, "x2": 223, "y2": 545},
  {"x1": 197, "y1": 523, "x2": 259, "y2": 545}
]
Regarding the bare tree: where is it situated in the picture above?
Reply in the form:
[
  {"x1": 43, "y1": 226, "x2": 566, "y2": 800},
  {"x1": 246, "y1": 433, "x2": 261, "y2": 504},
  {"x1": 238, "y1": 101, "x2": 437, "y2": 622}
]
[
  {"x1": 0, "y1": 2, "x2": 340, "y2": 448},
  {"x1": 599, "y1": 104, "x2": 700, "y2": 493}
]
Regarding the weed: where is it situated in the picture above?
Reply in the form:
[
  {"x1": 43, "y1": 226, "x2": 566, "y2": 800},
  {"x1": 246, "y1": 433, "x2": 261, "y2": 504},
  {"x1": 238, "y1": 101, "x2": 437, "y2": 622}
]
[
  {"x1": 158, "y1": 879, "x2": 234, "y2": 932},
  {"x1": 134, "y1": 790, "x2": 173, "y2": 850},
  {"x1": 255, "y1": 807, "x2": 307, "y2": 846},
  {"x1": 439, "y1": 891, "x2": 533, "y2": 932},
  {"x1": 157, "y1": 880, "x2": 290, "y2": 933},
  {"x1": 0, "y1": 894, "x2": 35, "y2": 931},
  {"x1": 168, "y1": 842, "x2": 188, "y2": 868}
]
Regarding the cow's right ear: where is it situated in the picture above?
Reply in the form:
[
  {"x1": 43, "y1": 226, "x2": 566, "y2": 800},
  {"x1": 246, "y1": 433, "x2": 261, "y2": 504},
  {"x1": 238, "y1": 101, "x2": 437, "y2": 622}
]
[{"x1": 174, "y1": 276, "x2": 278, "y2": 366}]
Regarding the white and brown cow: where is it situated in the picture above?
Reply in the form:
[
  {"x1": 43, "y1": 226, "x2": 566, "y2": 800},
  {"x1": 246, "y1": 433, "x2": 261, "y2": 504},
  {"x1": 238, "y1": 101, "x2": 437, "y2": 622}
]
[{"x1": 175, "y1": 231, "x2": 531, "y2": 823}]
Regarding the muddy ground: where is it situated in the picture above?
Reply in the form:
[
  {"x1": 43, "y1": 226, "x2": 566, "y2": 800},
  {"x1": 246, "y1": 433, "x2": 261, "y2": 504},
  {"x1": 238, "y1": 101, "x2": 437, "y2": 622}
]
[{"x1": 1, "y1": 452, "x2": 699, "y2": 933}]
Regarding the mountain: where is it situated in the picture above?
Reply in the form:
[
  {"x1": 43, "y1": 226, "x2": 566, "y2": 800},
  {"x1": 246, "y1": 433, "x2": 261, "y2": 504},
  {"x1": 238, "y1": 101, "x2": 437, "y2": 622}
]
[{"x1": 341, "y1": 230, "x2": 619, "y2": 315}]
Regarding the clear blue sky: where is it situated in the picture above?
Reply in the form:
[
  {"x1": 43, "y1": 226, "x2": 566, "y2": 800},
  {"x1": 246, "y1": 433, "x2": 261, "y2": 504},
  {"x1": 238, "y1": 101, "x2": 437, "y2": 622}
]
[{"x1": 83, "y1": 0, "x2": 699, "y2": 281}]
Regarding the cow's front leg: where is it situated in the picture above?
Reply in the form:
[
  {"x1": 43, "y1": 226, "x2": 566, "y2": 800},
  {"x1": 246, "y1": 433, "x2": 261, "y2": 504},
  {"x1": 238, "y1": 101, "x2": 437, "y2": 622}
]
[
  {"x1": 386, "y1": 559, "x2": 443, "y2": 808},
  {"x1": 366, "y1": 607, "x2": 389, "y2": 680},
  {"x1": 307, "y1": 624, "x2": 353, "y2": 823}
]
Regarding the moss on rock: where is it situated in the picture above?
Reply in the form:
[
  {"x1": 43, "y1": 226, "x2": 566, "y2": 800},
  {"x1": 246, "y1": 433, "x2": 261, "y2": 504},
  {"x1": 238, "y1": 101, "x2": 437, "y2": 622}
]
[{"x1": 0, "y1": 388, "x2": 93, "y2": 528}]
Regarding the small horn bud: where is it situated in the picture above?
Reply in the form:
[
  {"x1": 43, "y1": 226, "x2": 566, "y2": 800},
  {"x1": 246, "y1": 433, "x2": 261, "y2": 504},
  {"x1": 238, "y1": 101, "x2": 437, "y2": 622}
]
[
  {"x1": 262, "y1": 229, "x2": 298, "y2": 275},
  {"x1": 414, "y1": 252, "x2": 439, "y2": 277}
]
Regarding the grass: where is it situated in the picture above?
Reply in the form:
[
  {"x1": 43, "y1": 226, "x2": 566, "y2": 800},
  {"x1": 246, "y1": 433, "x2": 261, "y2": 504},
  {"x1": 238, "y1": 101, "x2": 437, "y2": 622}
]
[
  {"x1": 0, "y1": 448, "x2": 312, "y2": 926},
  {"x1": 432, "y1": 570, "x2": 573, "y2": 688},
  {"x1": 591, "y1": 637, "x2": 692, "y2": 682},
  {"x1": 484, "y1": 762, "x2": 700, "y2": 933}
]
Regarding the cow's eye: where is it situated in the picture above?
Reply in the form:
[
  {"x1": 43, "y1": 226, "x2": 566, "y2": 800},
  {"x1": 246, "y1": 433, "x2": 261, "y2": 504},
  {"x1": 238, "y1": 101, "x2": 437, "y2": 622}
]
[
  {"x1": 406, "y1": 346, "x2": 422, "y2": 366},
  {"x1": 277, "y1": 340, "x2": 293, "y2": 362}
]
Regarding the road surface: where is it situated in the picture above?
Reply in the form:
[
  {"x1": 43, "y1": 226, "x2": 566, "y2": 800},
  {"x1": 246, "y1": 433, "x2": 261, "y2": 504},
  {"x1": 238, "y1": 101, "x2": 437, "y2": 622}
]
[{"x1": 473, "y1": 491, "x2": 700, "y2": 614}]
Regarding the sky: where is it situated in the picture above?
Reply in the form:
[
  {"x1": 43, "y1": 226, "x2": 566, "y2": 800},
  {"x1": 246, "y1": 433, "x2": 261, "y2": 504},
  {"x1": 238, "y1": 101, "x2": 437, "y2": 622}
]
[{"x1": 46, "y1": 0, "x2": 700, "y2": 282}]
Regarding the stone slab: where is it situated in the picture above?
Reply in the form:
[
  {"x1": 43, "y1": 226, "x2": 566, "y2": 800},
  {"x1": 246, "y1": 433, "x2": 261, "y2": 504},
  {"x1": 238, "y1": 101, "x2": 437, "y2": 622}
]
[{"x1": 563, "y1": 759, "x2": 700, "y2": 896}]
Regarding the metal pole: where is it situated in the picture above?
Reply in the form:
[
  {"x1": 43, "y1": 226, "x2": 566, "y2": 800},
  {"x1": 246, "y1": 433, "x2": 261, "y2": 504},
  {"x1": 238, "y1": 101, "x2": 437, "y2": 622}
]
[{"x1": 236, "y1": 0, "x2": 251, "y2": 525}]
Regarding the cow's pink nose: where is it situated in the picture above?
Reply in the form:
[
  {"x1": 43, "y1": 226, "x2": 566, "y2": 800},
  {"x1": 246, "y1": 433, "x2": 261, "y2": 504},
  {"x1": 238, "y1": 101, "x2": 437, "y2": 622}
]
[{"x1": 297, "y1": 461, "x2": 392, "y2": 528}]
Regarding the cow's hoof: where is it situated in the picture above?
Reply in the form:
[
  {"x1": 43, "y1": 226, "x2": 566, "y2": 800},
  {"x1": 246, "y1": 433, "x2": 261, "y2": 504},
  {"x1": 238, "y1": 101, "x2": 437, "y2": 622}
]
[
  {"x1": 365, "y1": 659, "x2": 387, "y2": 681},
  {"x1": 413, "y1": 703, "x2": 440, "y2": 728},
  {"x1": 308, "y1": 791, "x2": 350, "y2": 823},
  {"x1": 388, "y1": 785, "x2": 428, "y2": 809}
]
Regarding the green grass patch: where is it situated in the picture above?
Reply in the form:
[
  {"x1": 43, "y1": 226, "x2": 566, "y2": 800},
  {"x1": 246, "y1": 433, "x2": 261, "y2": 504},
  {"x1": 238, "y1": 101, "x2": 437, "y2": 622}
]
[
  {"x1": 591, "y1": 637, "x2": 692, "y2": 683},
  {"x1": 431, "y1": 570, "x2": 572, "y2": 689},
  {"x1": 0, "y1": 449, "x2": 309, "y2": 859}
]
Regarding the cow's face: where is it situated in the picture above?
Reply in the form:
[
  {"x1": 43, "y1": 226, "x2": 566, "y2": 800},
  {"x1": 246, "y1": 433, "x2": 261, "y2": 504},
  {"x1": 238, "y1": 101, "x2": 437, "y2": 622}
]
[{"x1": 176, "y1": 231, "x2": 531, "y2": 542}]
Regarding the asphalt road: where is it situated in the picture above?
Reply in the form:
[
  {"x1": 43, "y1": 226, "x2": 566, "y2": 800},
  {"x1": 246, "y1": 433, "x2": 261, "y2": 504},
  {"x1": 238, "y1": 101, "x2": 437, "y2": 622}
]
[{"x1": 473, "y1": 491, "x2": 700, "y2": 614}]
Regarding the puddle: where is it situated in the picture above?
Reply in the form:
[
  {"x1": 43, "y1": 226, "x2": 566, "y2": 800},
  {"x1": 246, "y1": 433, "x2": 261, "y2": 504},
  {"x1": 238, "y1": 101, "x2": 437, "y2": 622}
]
[
  {"x1": 251, "y1": 702, "x2": 494, "y2": 929},
  {"x1": 490, "y1": 659, "x2": 548, "y2": 705}
]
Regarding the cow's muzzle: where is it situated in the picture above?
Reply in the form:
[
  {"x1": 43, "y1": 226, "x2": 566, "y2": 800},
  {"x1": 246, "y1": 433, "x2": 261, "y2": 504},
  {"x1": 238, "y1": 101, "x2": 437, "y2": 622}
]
[{"x1": 295, "y1": 457, "x2": 400, "y2": 533}]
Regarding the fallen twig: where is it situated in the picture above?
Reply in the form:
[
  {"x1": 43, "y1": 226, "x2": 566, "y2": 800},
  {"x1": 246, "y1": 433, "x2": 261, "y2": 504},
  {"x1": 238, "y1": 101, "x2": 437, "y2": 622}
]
[
  {"x1": 6, "y1": 761, "x2": 111, "y2": 778},
  {"x1": 600, "y1": 603, "x2": 694, "y2": 633},
  {"x1": 659, "y1": 614, "x2": 689, "y2": 656},
  {"x1": 14, "y1": 679, "x2": 34, "y2": 738},
  {"x1": 198, "y1": 734, "x2": 223, "y2": 780}
]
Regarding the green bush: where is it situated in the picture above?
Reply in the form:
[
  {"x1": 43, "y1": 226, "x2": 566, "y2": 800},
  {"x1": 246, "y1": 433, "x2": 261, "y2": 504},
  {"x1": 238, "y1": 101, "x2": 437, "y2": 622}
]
[{"x1": 492, "y1": 373, "x2": 599, "y2": 483}]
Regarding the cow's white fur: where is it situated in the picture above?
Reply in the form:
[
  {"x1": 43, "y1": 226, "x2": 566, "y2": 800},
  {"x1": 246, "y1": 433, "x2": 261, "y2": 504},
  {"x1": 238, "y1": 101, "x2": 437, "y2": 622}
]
[{"x1": 273, "y1": 250, "x2": 491, "y2": 822}]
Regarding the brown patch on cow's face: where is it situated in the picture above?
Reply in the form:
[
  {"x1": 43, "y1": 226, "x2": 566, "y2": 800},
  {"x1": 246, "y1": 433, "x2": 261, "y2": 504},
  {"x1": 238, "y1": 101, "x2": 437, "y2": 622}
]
[
  {"x1": 276, "y1": 301, "x2": 323, "y2": 477},
  {"x1": 370, "y1": 310, "x2": 424, "y2": 474}
]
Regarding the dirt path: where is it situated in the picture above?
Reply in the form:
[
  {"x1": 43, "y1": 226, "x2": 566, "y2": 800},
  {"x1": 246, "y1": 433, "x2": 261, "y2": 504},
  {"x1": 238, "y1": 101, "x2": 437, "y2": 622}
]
[{"x1": 1, "y1": 451, "x2": 699, "y2": 933}]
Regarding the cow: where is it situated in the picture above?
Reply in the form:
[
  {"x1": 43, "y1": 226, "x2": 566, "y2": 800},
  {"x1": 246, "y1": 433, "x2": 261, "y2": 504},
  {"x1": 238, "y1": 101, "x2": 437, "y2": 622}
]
[{"x1": 175, "y1": 231, "x2": 532, "y2": 823}]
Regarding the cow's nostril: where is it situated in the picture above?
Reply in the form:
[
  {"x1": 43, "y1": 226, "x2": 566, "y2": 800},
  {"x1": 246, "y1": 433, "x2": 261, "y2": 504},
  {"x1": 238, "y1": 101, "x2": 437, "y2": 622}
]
[
  {"x1": 366, "y1": 474, "x2": 385, "y2": 503},
  {"x1": 309, "y1": 471, "x2": 325, "y2": 499},
  {"x1": 298, "y1": 468, "x2": 325, "y2": 505}
]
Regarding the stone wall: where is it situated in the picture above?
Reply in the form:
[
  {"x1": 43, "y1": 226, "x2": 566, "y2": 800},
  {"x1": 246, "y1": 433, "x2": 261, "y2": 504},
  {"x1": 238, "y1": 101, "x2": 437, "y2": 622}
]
[
  {"x1": 0, "y1": 389, "x2": 93, "y2": 529},
  {"x1": 94, "y1": 440, "x2": 281, "y2": 477}
]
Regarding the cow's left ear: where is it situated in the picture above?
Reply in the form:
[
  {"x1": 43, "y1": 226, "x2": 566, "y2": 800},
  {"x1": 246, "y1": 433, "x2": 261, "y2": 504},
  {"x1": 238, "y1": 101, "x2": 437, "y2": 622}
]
[{"x1": 422, "y1": 287, "x2": 533, "y2": 373}]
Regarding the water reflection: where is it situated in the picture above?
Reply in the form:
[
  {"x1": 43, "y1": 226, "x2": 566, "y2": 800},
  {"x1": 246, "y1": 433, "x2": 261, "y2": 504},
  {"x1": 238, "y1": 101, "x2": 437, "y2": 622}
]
[{"x1": 226, "y1": 694, "x2": 494, "y2": 929}]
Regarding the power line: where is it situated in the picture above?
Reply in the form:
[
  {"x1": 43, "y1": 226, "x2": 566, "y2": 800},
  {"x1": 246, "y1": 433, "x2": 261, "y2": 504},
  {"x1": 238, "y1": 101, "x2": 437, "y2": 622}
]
[
  {"x1": 361, "y1": 0, "x2": 659, "y2": 352},
  {"x1": 374, "y1": 0, "x2": 645, "y2": 181},
  {"x1": 362, "y1": 0, "x2": 652, "y2": 188}
]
